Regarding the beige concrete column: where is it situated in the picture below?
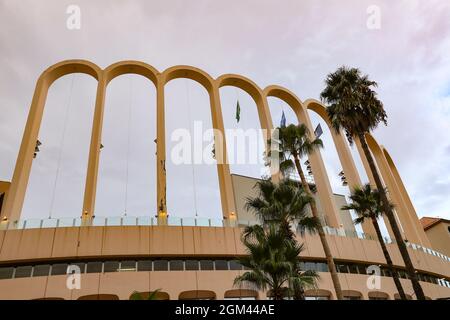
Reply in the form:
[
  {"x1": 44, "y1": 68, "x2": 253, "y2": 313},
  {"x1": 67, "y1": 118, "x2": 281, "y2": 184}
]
[
  {"x1": 330, "y1": 130, "x2": 376, "y2": 235},
  {"x1": 210, "y1": 83, "x2": 236, "y2": 218},
  {"x1": 381, "y1": 147, "x2": 431, "y2": 247},
  {"x1": 1, "y1": 77, "x2": 49, "y2": 222},
  {"x1": 355, "y1": 137, "x2": 396, "y2": 239},
  {"x1": 82, "y1": 75, "x2": 106, "y2": 218},
  {"x1": 156, "y1": 78, "x2": 167, "y2": 216},
  {"x1": 296, "y1": 108, "x2": 342, "y2": 228},
  {"x1": 360, "y1": 135, "x2": 422, "y2": 244}
]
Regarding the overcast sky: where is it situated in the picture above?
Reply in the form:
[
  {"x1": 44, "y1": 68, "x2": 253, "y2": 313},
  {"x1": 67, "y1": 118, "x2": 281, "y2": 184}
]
[{"x1": 0, "y1": 0, "x2": 449, "y2": 222}]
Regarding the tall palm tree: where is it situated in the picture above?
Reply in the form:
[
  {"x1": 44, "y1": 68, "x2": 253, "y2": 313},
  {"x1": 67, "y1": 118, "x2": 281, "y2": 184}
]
[
  {"x1": 235, "y1": 224, "x2": 319, "y2": 300},
  {"x1": 342, "y1": 184, "x2": 407, "y2": 299},
  {"x1": 320, "y1": 66, "x2": 425, "y2": 299},
  {"x1": 269, "y1": 124, "x2": 344, "y2": 300}
]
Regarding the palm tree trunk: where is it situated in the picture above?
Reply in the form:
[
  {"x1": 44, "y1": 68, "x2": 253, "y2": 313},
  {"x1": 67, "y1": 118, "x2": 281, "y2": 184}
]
[
  {"x1": 293, "y1": 155, "x2": 344, "y2": 300},
  {"x1": 358, "y1": 133, "x2": 425, "y2": 300},
  {"x1": 371, "y1": 216, "x2": 407, "y2": 299}
]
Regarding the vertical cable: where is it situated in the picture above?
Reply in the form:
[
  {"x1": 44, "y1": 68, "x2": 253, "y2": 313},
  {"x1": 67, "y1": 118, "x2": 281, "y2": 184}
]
[
  {"x1": 49, "y1": 74, "x2": 75, "y2": 219},
  {"x1": 124, "y1": 77, "x2": 133, "y2": 216},
  {"x1": 184, "y1": 80, "x2": 198, "y2": 217}
]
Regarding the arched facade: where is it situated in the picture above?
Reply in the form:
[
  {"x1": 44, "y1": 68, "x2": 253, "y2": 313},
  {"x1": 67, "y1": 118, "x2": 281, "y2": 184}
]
[{"x1": 0, "y1": 60, "x2": 427, "y2": 245}]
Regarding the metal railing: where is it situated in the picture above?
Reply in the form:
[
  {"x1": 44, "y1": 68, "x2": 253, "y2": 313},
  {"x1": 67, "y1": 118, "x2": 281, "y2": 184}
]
[{"x1": 0, "y1": 216, "x2": 448, "y2": 264}]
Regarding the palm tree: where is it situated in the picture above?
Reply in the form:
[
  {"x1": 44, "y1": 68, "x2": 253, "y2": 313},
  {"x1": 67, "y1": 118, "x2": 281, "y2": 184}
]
[
  {"x1": 342, "y1": 184, "x2": 407, "y2": 299},
  {"x1": 321, "y1": 66, "x2": 425, "y2": 299},
  {"x1": 235, "y1": 224, "x2": 318, "y2": 300},
  {"x1": 269, "y1": 124, "x2": 344, "y2": 300},
  {"x1": 130, "y1": 289, "x2": 162, "y2": 300},
  {"x1": 245, "y1": 179, "x2": 319, "y2": 241}
]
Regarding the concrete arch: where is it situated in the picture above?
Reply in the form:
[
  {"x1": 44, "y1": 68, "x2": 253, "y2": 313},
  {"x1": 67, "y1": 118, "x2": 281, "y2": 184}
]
[
  {"x1": 77, "y1": 294, "x2": 119, "y2": 300},
  {"x1": 217, "y1": 74, "x2": 272, "y2": 131},
  {"x1": 178, "y1": 290, "x2": 216, "y2": 300},
  {"x1": 363, "y1": 133, "x2": 423, "y2": 245},
  {"x1": 41, "y1": 59, "x2": 101, "y2": 85},
  {"x1": 381, "y1": 146, "x2": 431, "y2": 247},
  {"x1": 160, "y1": 66, "x2": 236, "y2": 219},
  {"x1": 262, "y1": 86, "x2": 342, "y2": 228},
  {"x1": 104, "y1": 60, "x2": 159, "y2": 86},
  {"x1": 1, "y1": 59, "x2": 101, "y2": 222},
  {"x1": 129, "y1": 291, "x2": 170, "y2": 300},
  {"x1": 224, "y1": 289, "x2": 258, "y2": 299},
  {"x1": 368, "y1": 291, "x2": 390, "y2": 300},
  {"x1": 342, "y1": 289, "x2": 362, "y2": 299},
  {"x1": 163, "y1": 65, "x2": 214, "y2": 92},
  {"x1": 303, "y1": 99, "x2": 375, "y2": 234},
  {"x1": 304, "y1": 288, "x2": 333, "y2": 300},
  {"x1": 394, "y1": 293, "x2": 413, "y2": 300}
]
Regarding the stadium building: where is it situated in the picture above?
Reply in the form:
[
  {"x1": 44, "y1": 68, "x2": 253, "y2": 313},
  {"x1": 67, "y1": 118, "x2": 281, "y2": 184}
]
[{"x1": 0, "y1": 60, "x2": 449, "y2": 300}]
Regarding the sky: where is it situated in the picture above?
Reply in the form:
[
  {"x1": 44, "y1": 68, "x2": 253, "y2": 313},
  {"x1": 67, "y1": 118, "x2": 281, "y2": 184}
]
[{"x1": 0, "y1": 0, "x2": 449, "y2": 223}]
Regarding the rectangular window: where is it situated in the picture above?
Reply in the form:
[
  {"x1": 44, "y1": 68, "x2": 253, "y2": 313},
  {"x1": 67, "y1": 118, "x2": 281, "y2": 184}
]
[
  {"x1": 33, "y1": 265, "x2": 51, "y2": 277},
  {"x1": 169, "y1": 260, "x2": 184, "y2": 271},
  {"x1": 104, "y1": 261, "x2": 120, "y2": 272},
  {"x1": 229, "y1": 260, "x2": 243, "y2": 271},
  {"x1": 337, "y1": 264, "x2": 348, "y2": 273},
  {"x1": 316, "y1": 263, "x2": 328, "y2": 273},
  {"x1": 120, "y1": 261, "x2": 136, "y2": 272},
  {"x1": 200, "y1": 260, "x2": 214, "y2": 270},
  {"x1": 348, "y1": 264, "x2": 358, "y2": 274},
  {"x1": 184, "y1": 260, "x2": 199, "y2": 271},
  {"x1": 153, "y1": 260, "x2": 168, "y2": 271},
  {"x1": 86, "y1": 262, "x2": 103, "y2": 273},
  {"x1": 0, "y1": 267, "x2": 14, "y2": 279},
  {"x1": 51, "y1": 263, "x2": 69, "y2": 276},
  {"x1": 68, "y1": 263, "x2": 86, "y2": 274},
  {"x1": 14, "y1": 266, "x2": 32, "y2": 278},
  {"x1": 137, "y1": 260, "x2": 152, "y2": 272},
  {"x1": 214, "y1": 260, "x2": 228, "y2": 270}
]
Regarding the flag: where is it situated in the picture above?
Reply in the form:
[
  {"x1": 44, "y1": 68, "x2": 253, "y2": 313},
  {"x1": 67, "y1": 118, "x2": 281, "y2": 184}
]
[
  {"x1": 235, "y1": 100, "x2": 241, "y2": 123},
  {"x1": 314, "y1": 123, "x2": 323, "y2": 138},
  {"x1": 280, "y1": 111, "x2": 286, "y2": 128}
]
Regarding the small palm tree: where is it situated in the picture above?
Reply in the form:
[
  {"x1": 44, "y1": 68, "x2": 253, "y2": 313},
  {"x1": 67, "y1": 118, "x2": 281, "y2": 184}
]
[
  {"x1": 321, "y1": 66, "x2": 425, "y2": 299},
  {"x1": 343, "y1": 184, "x2": 407, "y2": 299},
  {"x1": 130, "y1": 289, "x2": 162, "y2": 300},
  {"x1": 268, "y1": 124, "x2": 344, "y2": 300},
  {"x1": 235, "y1": 224, "x2": 318, "y2": 300},
  {"x1": 245, "y1": 179, "x2": 318, "y2": 241}
]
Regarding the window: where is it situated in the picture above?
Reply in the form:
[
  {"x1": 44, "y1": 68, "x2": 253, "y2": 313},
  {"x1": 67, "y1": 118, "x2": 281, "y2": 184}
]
[
  {"x1": 348, "y1": 264, "x2": 358, "y2": 274},
  {"x1": 120, "y1": 261, "x2": 136, "y2": 272},
  {"x1": 185, "y1": 260, "x2": 199, "y2": 271},
  {"x1": 357, "y1": 265, "x2": 367, "y2": 274},
  {"x1": 229, "y1": 260, "x2": 242, "y2": 271},
  {"x1": 86, "y1": 262, "x2": 102, "y2": 273},
  {"x1": 104, "y1": 261, "x2": 120, "y2": 272},
  {"x1": 33, "y1": 265, "x2": 50, "y2": 277},
  {"x1": 14, "y1": 266, "x2": 32, "y2": 278},
  {"x1": 200, "y1": 260, "x2": 214, "y2": 270},
  {"x1": 153, "y1": 260, "x2": 168, "y2": 271},
  {"x1": 0, "y1": 267, "x2": 14, "y2": 279},
  {"x1": 169, "y1": 260, "x2": 184, "y2": 271},
  {"x1": 51, "y1": 263, "x2": 69, "y2": 276},
  {"x1": 337, "y1": 264, "x2": 348, "y2": 273},
  {"x1": 316, "y1": 262, "x2": 328, "y2": 272},
  {"x1": 69, "y1": 263, "x2": 86, "y2": 274},
  {"x1": 305, "y1": 262, "x2": 316, "y2": 271},
  {"x1": 214, "y1": 260, "x2": 228, "y2": 270},
  {"x1": 137, "y1": 260, "x2": 152, "y2": 271}
]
